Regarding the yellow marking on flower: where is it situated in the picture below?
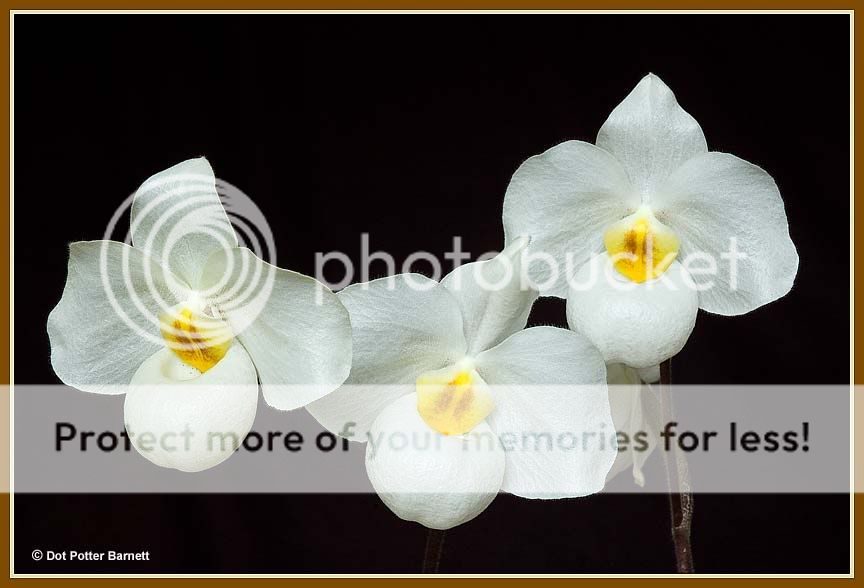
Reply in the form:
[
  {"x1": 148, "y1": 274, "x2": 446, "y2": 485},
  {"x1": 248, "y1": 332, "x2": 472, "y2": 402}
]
[
  {"x1": 416, "y1": 365, "x2": 494, "y2": 436},
  {"x1": 160, "y1": 306, "x2": 233, "y2": 373},
  {"x1": 604, "y1": 208, "x2": 680, "y2": 283}
]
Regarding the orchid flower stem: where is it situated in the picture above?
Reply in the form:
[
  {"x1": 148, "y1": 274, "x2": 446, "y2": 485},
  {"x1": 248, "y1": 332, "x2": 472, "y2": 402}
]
[
  {"x1": 421, "y1": 529, "x2": 446, "y2": 573},
  {"x1": 659, "y1": 359, "x2": 695, "y2": 573}
]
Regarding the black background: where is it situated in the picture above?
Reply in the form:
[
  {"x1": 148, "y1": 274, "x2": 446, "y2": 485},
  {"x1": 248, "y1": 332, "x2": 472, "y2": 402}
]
[{"x1": 13, "y1": 14, "x2": 850, "y2": 573}]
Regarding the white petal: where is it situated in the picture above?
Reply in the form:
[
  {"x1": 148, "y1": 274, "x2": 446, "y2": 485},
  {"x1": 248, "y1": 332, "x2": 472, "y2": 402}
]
[
  {"x1": 124, "y1": 345, "x2": 259, "y2": 472},
  {"x1": 474, "y1": 326, "x2": 615, "y2": 499},
  {"x1": 651, "y1": 152, "x2": 799, "y2": 315},
  {"x1": 441, "y1": 236, "x2": 538, "y2": 354},
  {"x1": 201, "y1": 247, "x2": 352, "y2": 411},
  {"x1": 597, "y1": 74, "x2": 708, "y2": 197},
  {"x1": 502, "y1": 140, "x2": 637, "y2": 298},
  {"x1": 131, "y1": 158, "x2": 237, "y2": 288},
  {"x1": 365, "y1": 394, "x2": 504, "y2": 530},
  {"x1": 605, "y1": 364, "x2": 662, "y2": 487},
  {"x1": 566, "y1": 254, "x2": 698, "y2": 368},
  {"x1": 307, "y1": 275, "x2": 467, "y2": 440},
  {"x1": 47, "y1": 241, "x2": 184, "y2": 394}
]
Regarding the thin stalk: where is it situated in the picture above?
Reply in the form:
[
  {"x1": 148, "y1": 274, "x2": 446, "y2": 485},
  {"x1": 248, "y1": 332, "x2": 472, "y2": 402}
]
[
  {"x1": 658, "y1": 359, "x2": 695, "y2": 573},
  {"x1": 421, "y1": 529, "x2": 446, "y2": 573}
]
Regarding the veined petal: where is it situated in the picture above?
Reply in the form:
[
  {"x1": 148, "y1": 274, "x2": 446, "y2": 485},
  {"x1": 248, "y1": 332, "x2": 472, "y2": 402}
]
[
  {"x1": 307, "y1": 275, "x2": 467, "y2": 441},
  {"x1": 502, "y1": 140, "x2": 637, "y2": 298},
  {"x1": 597, "y1": 74, "x2": 708, "y2": 197},
  {"x1": 131, "y1": 158, "x2": 237, "y2": 289},
  {"x1": 475, "y1": 326, "x2": 615, "y2": 499},
  {"x1": 651, "y1": 152, "x2": 799, "y2": 315},
  {"x1": 47, "y1": 241, "x2": 184, "y2": 394},
  {"x1": 200, "y1": 247, "x2": 352, "y2": 410},
  {"x1": 566, "y1": 254, "x2": 698, "y2": 368},
  {"x1": 441, "y1": 236, "x2": 538, "y2": 354},
  {"x1": 124, "y1": 345, "x2": 259, "y2": 473},
  {"x1": 365, "y1": 394, "x2": 505, "y2": 530}
]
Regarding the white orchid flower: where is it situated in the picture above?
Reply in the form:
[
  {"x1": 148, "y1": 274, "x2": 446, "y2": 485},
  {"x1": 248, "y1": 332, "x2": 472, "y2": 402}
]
[
  {"x1": 308, "y1": 238, "x2": 616, "y2": 530},
  {"x1": 47, "y1": 158, "x2": 352, "y2": 472},
  {"x1": 503, "y1": 73, "x2": 799, "y2": 368}
]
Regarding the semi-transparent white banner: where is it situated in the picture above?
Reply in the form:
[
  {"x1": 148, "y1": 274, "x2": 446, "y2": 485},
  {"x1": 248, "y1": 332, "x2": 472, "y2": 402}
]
[{"x1": 10, "y1": 384, "x2": 851, "y2": 494}]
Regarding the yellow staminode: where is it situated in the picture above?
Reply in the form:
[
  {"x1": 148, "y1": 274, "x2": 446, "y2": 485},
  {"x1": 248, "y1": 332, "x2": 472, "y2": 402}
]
[
  {"x1": 603, "y1": 207, "x2": 680, "y2": 283},
  {"x1": 416, "y1": 364, "x2": 494, "y2": 436},
  {"x1": 160, "y1": 306, "x2": 233, "y2": 373}
]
